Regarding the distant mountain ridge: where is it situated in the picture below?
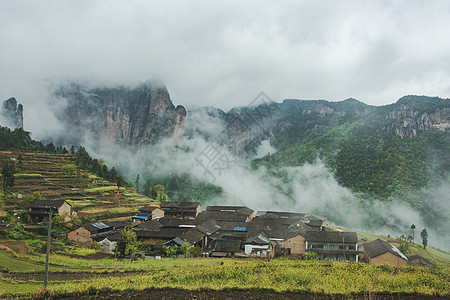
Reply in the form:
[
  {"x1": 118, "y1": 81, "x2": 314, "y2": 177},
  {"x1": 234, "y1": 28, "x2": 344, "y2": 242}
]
[
  {"x1": 52, "y1": 82, "x2": 186, "y2": 146},
  {"x1": 186, "y1": 95, "x2": 449, "y2": 156}
]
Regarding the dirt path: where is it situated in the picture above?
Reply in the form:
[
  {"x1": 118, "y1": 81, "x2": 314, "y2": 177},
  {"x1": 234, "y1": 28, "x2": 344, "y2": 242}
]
[
  {"x1": 3, "y1": 272, "x2": 142, "y2": 282},
  {"x1": 50, "y1": 289, "x2": 449, "y2": 300}
]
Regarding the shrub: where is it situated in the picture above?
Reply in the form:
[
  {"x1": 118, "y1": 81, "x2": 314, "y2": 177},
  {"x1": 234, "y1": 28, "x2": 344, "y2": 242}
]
[
  {"x1": 187, "y1": 245, "x2": 203, "y2": 257},
  {"x1": 302, "y1": 251, "x2": 318, "y2": 260},
  {"x1": 89, "y1": 242, "x2": 102, "y2": 251}
]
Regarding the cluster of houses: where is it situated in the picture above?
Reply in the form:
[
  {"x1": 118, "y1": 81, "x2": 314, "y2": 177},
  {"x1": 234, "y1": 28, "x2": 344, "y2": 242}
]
[{"x1": 28, "y1": 200, "x2": 418, "y2": 266}]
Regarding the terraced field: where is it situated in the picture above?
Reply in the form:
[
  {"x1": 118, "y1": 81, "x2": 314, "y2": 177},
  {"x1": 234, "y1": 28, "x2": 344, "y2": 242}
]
[{"x1": 0, "y1": 151, "x2": 158, "y2": 223}]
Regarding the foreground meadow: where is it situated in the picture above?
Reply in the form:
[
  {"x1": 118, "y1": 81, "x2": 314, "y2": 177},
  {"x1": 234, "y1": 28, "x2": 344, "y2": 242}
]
[{"x1": 0, "y1": 251, "x2": 449, "y2": 298}]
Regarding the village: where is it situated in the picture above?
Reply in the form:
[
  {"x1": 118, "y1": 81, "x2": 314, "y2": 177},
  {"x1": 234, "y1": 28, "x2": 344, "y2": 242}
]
[{"x1": 28, "y1": 199, "x2": 418, "y2": 266}]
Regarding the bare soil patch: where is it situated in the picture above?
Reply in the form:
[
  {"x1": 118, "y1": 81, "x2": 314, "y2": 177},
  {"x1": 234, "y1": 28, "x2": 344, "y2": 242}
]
[
  {"x1": 0, "y1": 240, "x2": 29, "y2": 256},
  {"x1": 43, "y1": 288, "x2": 449, "y2": 300}
]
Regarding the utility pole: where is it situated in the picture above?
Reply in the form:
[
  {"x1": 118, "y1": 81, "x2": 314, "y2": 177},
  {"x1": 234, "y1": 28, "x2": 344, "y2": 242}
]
[{"x1": 44, "y1": 208, "x2": 54, "y2": 289}]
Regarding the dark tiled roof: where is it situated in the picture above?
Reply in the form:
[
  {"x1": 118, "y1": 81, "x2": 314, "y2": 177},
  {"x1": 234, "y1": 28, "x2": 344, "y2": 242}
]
[
  {"x1": 214, "y1": 239, "x2": 241, "y2": 252},
  {"x1": 363, "y1": 239, "x2": 407, "y2": 260},
  {"x1": 157, "y1": 217, "x2": 197, "y2": 227},
  {"x1": 216, "y1": 221, "x2": 249, "y2": 232},
  {"x1": 135, "y1": 220, "x2": 164, "y2": 230},
  {"x1": 260, "y1": 211, "x2": 306, "y2": 219},
  {"x1": 196, "y1": 211, "x2": 249, "y2": 222},
  {"x1": 165, "y1": 237, "x2": 186, "y2": 247},
  {"x1": 103, "y1": 232, "x2": 122, "y2": 242},
  {"x1": 134, "y1": 227, "x2": 191, "y2": 240},
  {"x1": 160, "y1": 201, "x2": 200, "y2": 209},
  {"x1": 179, "y1": 228, "x2": 205, "y2": 244},
  {"x1": 195, "y1": 220, "x2": 221, "y2": 235},
  {"x1": 305, "y1": 231, "x2": 358, "y2": 243},
  {"x1": 206, "y1": 206, "x2": 254, "y2": 216},
  {"x1": 83, "y1": 222, "x2": 112, "y2": 233},
  {"x1": 30, "y1": 200, "x2": 68, "y2": 209},
  {"x1": 139, "y1": 206, "x2": 161, "y2": 213},
  {"x1": 245, "y1": 233, "x2": 272, "y2": 245},
  {"x1": 103, "y1": 221, "x2": 125, "y2": 229},
  {"x1": 247, "y1": 218, "x2": 309, "y2": 240}
]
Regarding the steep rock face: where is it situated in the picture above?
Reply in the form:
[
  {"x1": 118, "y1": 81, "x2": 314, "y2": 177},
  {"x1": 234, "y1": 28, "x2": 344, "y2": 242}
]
[
  {"x1": 385, "y1": 96, "x2": 450, "y2": 138},
  {"x1": 1, "y1": 97, "x2": 23, "y2": 129},
  {"x1": 54, "y1": 82, "x2": 186, "y2": 145}
]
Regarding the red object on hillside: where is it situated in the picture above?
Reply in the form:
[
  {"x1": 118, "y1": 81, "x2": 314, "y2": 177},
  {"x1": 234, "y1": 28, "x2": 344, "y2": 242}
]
[{"x1": 115, "y1": 192, "x2": 119, "y2": 197}]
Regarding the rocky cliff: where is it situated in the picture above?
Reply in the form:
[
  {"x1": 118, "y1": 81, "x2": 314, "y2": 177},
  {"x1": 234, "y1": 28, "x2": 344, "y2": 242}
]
[
  {"x1": 1, "y1": 97, "x2": 23, "y2": 129},
  {"x1": 384, "y1": 96, "x2": 450, "y2": 138},
  {"x1": 54, "y1": 82, "x2": 186, "y2": 146}
]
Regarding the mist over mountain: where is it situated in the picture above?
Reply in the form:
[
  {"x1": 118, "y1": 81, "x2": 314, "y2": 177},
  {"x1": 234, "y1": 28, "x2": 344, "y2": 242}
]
[
  {"x1": 49, "y1": 81, "x2": 186, "y2": 147},
  {"x1": 2, "y1": 82, "x2": 449, "y2": 249}
]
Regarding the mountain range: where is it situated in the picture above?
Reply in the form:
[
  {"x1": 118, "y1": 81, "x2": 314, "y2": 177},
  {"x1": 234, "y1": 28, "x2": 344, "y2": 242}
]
[{"x1": 1, "y1": 82, "x2": 449, "y2": 247}]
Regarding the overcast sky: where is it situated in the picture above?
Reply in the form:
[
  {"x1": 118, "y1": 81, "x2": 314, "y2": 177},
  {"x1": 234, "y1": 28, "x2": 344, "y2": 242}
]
[{"x1": 1, "y1": 0, "x2": 450, "y2": 112}]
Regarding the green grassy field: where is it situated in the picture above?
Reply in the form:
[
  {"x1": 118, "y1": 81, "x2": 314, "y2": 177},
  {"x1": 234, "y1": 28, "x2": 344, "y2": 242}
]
[{"x1": 0, "y1": 251, "x2": 448, "y2": 298}]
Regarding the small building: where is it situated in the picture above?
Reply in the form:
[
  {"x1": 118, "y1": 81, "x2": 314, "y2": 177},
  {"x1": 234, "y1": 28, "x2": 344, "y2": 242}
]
[
  {"x1": 99, "y1": 232, "x2": 121, "y2": 254},
  {"x1": 28, "y1": 200, "x2": 74, "y2": 224},
  {"x1": 67, "y1": 221, "x2": 124, "y2": 246},
  {"x1": 363, "y1": 238, "x2": 407, "y2": 266},
  {"x1": 305, "y1": 231, "x2": 359, "y2": 262},
  {"x1": 244, "y1": 233, "x2": 277, "y2": 259},
  {"x1": 132, "y1": 206, "x2": 164, "y2": 222},
  {"x1": 211, "y1": 239, "x2": 242, "y2": 257},
  {"x1": 160, "y1": 201, "x2": 201, "y2": 218}
]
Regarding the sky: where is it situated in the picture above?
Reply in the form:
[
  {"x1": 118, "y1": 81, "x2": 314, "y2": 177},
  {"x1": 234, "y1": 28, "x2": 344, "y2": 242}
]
[{"x1": 1, "y1": 0, "x2": 450, "y2": 114}]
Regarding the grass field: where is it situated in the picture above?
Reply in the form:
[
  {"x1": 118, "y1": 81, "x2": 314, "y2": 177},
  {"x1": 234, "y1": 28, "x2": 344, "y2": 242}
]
[{"x1": 0, "y1": 251, "x2": 448, "y2": 298}]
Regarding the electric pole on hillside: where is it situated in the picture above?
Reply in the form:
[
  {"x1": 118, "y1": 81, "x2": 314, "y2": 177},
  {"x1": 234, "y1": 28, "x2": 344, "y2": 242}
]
[{"x1": 44, "y1": 208, "x2": 54, "y2": 289}]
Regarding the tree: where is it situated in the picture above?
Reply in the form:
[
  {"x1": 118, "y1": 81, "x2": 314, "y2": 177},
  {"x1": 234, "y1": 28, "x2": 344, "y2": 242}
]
[
  {"x1": 143, "y1": 179, "x2": 152, "y2": 197},
  {"x1": 410, "y1": 224, "x2": 416, "y2": 242},
  {"x1": 61, "y1": 164, "x2": 76, "y2": 179},
  {"x1": 180, "y1": 240, "x2": 190, "y2": 257},
  {"x1": 17, "y1": 154, "x2": 23, "y2": 171},
  {"x1": 151, "y1": 184, "x2": 167, "y2": 201},
  {"x1": 115, "y1": 229, "x2": 140, "y2": 257},
  {"x1": 1, "y1": 159, "x2": 16, "y2": 193},
  {"x1": 134, "y1": 174, "x2": 140, "y2": 193},
  {"x1": 421, "y1": 228, "x2": 428, "y2": 249},
  {"x1": 116, "y1": 176, "x2": 126, "y2": 190},
  {"x1": 45, "y1": 142, "x2": 56, "y2": 154}
]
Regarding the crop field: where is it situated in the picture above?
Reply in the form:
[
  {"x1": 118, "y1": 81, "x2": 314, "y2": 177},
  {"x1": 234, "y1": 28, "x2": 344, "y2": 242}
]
[{"x1": 0, "y1": 251, "x2": 449, "y2": 298}]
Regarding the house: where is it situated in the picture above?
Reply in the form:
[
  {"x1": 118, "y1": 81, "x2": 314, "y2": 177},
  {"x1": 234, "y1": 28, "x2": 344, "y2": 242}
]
[
  {"x1": 211, "y1": 239, "x2": 242, "y2": 257},
  {"x1": 160, "y1": 201, "x2": 201, "y2": 218},
  {"x1": 132, "y1": 206, "x2": 164, "y2": 222},
  {"x1": 99, "y1": 232, "x2": 121, "y2": 254},
  {"x1": 28, "y1": 200, "x2": 74, "y2": 224},
  {"x1": 244, "y1": 233, "x2": 277, "y2": 259},
  {"x1": 165, "y1": 237, "x2": 187, "y2": 249},
  {"x1": 67, "y1": 221, "x2": 124, "y2": 246},
  {"x1": 305, "y1": 231, "x2": 359, "y2": 262},
  {"x1": 67, "y1": 227, "x2": 93, "y2": 246},
  {"x1": 248, "y1": 216, "x2": 309, "y2": 256},
  {"x1": 363, "y1": 239, "x2": 407, "y2": 266}
]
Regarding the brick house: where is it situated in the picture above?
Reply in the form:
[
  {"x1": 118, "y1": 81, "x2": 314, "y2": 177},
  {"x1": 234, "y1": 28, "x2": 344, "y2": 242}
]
[
  {"x1": 363, "y1": 238, "x2": 407, "y2": 266},
  {"x1": 28, "y1": 200, "x2": 74, "y2": 224}
]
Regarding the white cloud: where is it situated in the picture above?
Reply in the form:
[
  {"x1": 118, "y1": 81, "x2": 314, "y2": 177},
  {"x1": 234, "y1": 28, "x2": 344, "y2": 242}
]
[{"x1": 1, "y1": 0, "x2": 450, "y2": 121}]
